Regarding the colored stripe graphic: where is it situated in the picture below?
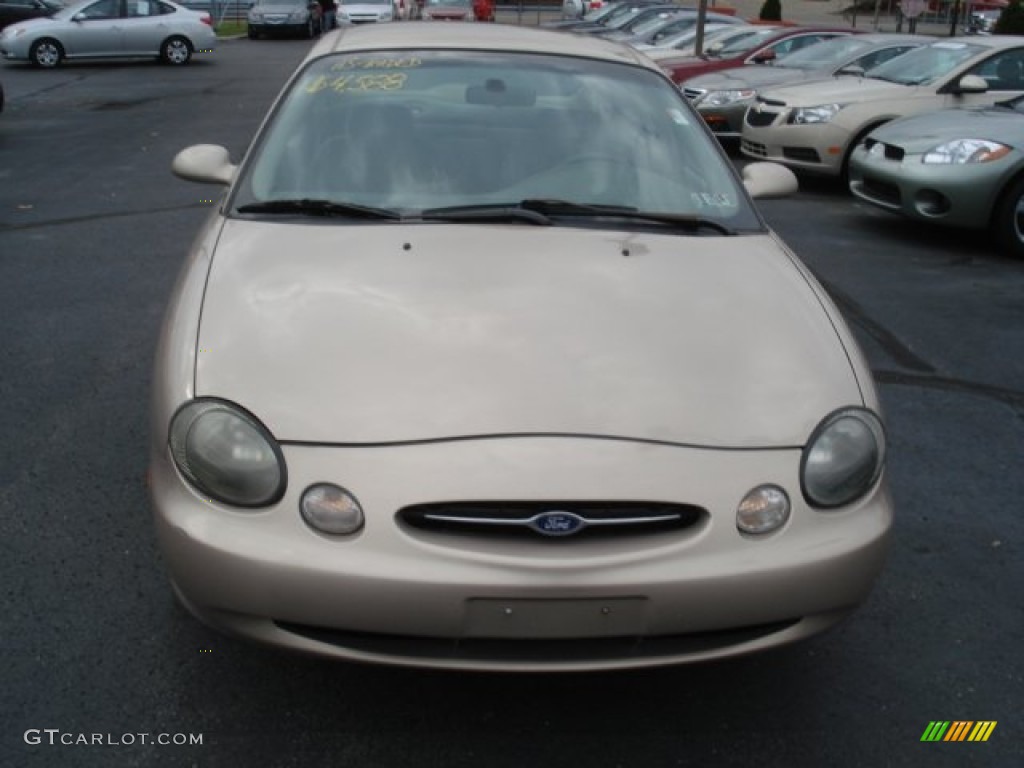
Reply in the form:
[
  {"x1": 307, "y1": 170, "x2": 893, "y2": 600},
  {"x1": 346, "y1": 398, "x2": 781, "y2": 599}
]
[
  {"x1": 945, "y1": 721, "x2": 972, "y2": 741},
  {"x1": 921, "y1": 721, "x2": 997, "y2": 742},
  {"x1": 968, "y1": 722, "x2": 997, "y2": 742}
]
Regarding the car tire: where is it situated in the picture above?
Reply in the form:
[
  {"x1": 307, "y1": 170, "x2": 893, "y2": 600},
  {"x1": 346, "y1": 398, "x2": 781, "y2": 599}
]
[
  {"x1": 29, "y1": 38, "x2": 64, "y2": 68},
  {"x1": 993, "y1": 175, "x2": 1024, "y2": 259},
  {"x1": 160, "y1": 35, "x2": 192, "y2": 66},
  {"x1": 248, "y1": 27, "x2": 258, "y2": 39}
]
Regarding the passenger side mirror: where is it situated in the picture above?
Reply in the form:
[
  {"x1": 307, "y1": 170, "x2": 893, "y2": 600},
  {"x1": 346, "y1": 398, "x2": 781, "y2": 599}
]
[
  {"x1": 750, "y1": 49, "x2": 776, "y2": 64},
  {"x1": 742, "y1": 161, "x2": 798, "y2": 199},
  {"x1": 955, "y1": 74, "x2": 989, "y2": 94}
]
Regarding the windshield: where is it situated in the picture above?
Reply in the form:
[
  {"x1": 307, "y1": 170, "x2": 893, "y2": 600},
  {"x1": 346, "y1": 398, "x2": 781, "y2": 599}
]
[
  {"x1": 660, "y1": 25, "x2": 756, "y2": 51},
  {"x1": 712, "y1": 27, "x2": 783, "y2": 57},
  {"x1": 774, "y1": 36, "x2": 871, "y2": 70},
  {"x1": 232, "y1": 51, "x2": 759, "y2": 229},
  {"x1": 867, "y1": 40, "x2": 983, "y2": 85},
  {"x1": 629, "y1": 12, "x2": 685, "y2": 37}
]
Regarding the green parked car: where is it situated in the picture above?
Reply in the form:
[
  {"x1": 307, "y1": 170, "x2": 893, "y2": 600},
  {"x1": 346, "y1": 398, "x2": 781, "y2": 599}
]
[{"x1": 849, "y1": 95, "x2": 1024, "y2": 259}]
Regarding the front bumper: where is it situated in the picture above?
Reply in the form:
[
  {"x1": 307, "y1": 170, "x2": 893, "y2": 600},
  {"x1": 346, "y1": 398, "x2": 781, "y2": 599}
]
[
  {"x1": 849, "y1": 144, "x2": 1012, "y2": 230},
  {"x1": 697, "y1": 103, "x2": 750, "y2": 141},
  {"x1": 249, "y1": 18, "x2": 310, "y2": 34},
  {"x1": 741, "y1": 108, "x2": 852, "y2": 176},
  {"x1": 152, "y1": 436, "x2": 892, "y2": 671}
]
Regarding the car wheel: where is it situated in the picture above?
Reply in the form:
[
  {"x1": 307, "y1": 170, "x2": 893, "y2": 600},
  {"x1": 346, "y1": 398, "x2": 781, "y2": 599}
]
[
  {"x1": 160, "y1": 35, "x2": 192, "y2": 65},
  {"x1": 248, "y1": 27, "x2": 258, "y2": 39},
  {"x1": 993, "y1": 175, "x2": 1024, "y2": 259},
  {"x1": 29, "y1": 38, "x2": 64, "y2": 68}
]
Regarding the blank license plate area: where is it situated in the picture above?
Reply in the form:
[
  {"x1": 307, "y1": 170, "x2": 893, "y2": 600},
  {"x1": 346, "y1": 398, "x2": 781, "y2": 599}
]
[{"x1": 463, "y1": 598, "x2": 648, "y2": 639}]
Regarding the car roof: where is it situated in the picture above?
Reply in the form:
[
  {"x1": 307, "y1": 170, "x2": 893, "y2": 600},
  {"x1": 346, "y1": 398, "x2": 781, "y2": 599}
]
[
  {"x1": 305, "y1": 21, "x2": 663, "y2": 72},
  {"x1": 934, "y1": 34, "x2": 1024, "y2": 49}
]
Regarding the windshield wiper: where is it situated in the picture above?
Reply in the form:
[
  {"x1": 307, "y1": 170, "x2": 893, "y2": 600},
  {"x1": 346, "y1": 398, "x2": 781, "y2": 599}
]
[
  {"x1": 514, "y1": 199, "x2": 737, "y2": 235},
  {"x1": 236, "y1": 198, "x2": 402, "y2": 220},
  {"x1": 419, "y1": 203, "x2": 552, "y2": 225},
  {"x1": 423, "y1": 200, "x2": 734, "y2": 234}
]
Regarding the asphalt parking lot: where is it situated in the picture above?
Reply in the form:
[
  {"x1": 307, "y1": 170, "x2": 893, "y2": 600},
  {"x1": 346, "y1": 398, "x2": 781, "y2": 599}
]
[{"x1": 1, "y1": 32, "x2": 1022, "y2": 768}]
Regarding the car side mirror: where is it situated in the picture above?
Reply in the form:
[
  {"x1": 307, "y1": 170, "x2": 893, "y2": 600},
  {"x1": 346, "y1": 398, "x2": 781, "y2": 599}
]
[
  {"x1": 954, "y1": 74, "x2": 989, "y2": 94},
  {"x1": 837, "y1": 64, "x2": 865, "y2": 77},
  {"x1": 750, "y1": 49, "x2": 776, "y2": 64},
  {"x1": 172, "y1": 144, "x2": 237, "y2": 186},
  {"x1": 72, "y1": 12, "x2": 87, "y2": 20},
  {"x1": 742, "y1": 161, "x2": 798, "y2": 199}
]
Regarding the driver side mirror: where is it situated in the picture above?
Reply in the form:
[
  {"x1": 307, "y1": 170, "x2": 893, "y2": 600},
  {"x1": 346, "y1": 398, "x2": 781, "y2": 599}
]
[{"x1": 750, "y1": 49, "x2": 777, "y2": 64}]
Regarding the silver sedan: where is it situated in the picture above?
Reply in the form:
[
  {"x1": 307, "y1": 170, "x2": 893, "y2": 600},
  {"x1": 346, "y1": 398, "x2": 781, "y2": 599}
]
[{"x1": 0, "y1": 0, "x2": 215, "y2": 67}]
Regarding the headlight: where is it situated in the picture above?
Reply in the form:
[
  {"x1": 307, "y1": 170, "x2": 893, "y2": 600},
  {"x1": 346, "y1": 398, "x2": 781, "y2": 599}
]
[
  {"x1": 421, "y1": 11, "x2": 432, "y2": 18},
  {"x1": 169, "y1": 399, "x2": 286, "y2": 508},
  {"x1": 699, "y1": 89, "x2": 756, "y2": 107},
  {"x1": 789, "y1": 103, "x2": 845, "y2": 125},
  {"x1": 289, "y1": 11, "x2": 305, "y2": 20},
  {"x1": 248, "y1": 11, "x2": 262, "y2": 20},
  {"x1": 736, "y1": 485, "x2": 790, "y2": 535},
  {"x1": 301, "y1": 484, "x2": 364, "y2": 535},
  {"x1": 801, "y1": 407, "x2": 886, "y2": 509},
  {"x1": 922, "y1": 139, "x2": 1011, "y2": 165},
  {"x1": 381, "y1": 10, "x2": 393, "y2": 18}
]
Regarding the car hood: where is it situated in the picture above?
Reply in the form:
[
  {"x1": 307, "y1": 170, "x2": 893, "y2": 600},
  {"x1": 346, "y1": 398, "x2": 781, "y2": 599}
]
[
  {"x1": 759, "y1": 76, "x2": 912, "y2": 107},
  {"x1": 663, "y1": 55, "x2": 736, "y2": 81},
  {"x1": 690, "y1": 65, "x2": 826, "y2": 92},
  {"x1": 195, "y1": 221, "x2": 862, "y2": 447},
  {"x1": 1, "y1": 16, "x2": 56, "y2": 33},
  {"x1": 865, "y1": 102, "x2": 1024, "y2": 150}
]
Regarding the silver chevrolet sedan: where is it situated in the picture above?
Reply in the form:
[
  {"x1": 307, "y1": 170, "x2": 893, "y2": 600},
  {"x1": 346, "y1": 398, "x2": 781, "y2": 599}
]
[
  {"x1": 153, "y1": 22, "x2": 892, "y2": 671},
  {"x1": 0, "y1": 0, "x2": 215, "y2": 66}
]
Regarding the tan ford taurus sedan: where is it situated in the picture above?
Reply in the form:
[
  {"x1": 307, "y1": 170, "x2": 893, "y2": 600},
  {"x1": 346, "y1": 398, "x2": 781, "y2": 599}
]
[
  {"x1": 741, "y1": 36, "x2": 1024, "y2": 179},
  {"x1": 152, "y1": 22, "x2": 893, "y2": 671}
]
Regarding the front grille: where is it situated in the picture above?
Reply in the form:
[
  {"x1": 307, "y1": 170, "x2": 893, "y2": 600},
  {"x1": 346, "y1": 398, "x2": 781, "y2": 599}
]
[
  {"x1": 861, "y1": 176, "x2": 902, "y2": 206},
  {"x1": 683, "y1": 87, "x2": 705, "y2": 101},
  {"x1": 883, "y1": 144, "x2": 905, "y2": 162},
  {"x1": 782, "y1": 146, "x2": 821, "y2": 164},
  {"x1": 745, "y1": 108, "x2": 778, "y2": 128},
  {"x1": 275, "y1": 619, "x2": 801, "y2": 664},
  {"x1": 741, "y1": 139, "x2": 767, "y2": 158},
  {"x1": 399, "y1": 500, "x2": 704, "y2": 539}
]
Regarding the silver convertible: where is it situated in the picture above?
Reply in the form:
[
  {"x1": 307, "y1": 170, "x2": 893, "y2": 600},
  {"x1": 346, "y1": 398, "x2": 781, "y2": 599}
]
[
  {"x1": 153, "y1": 23, "x2": 892, "y2": 671},
  {"x1": 0, "y1": 0, "x2": 215, "y2": 67}
]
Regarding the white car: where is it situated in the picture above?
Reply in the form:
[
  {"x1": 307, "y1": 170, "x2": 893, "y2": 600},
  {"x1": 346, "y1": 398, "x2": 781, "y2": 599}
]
[
  {"x1": 156, "y1": 23, "x2": 892, "y2": 672},
  {"x1": 337, "y1": 0, "x2": 393, "y2": 24},
  {"x1": 741, "y1": 37, "x2": 1024, "y2": 178},
  {"x1": 0, "y1": 0, "x2": 215, "y2": 66}
]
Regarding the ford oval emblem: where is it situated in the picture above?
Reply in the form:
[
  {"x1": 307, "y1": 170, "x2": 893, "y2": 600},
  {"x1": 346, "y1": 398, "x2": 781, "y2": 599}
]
[{"x1": 530, "y1": 511, "x2": 586, "y2": 537}]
